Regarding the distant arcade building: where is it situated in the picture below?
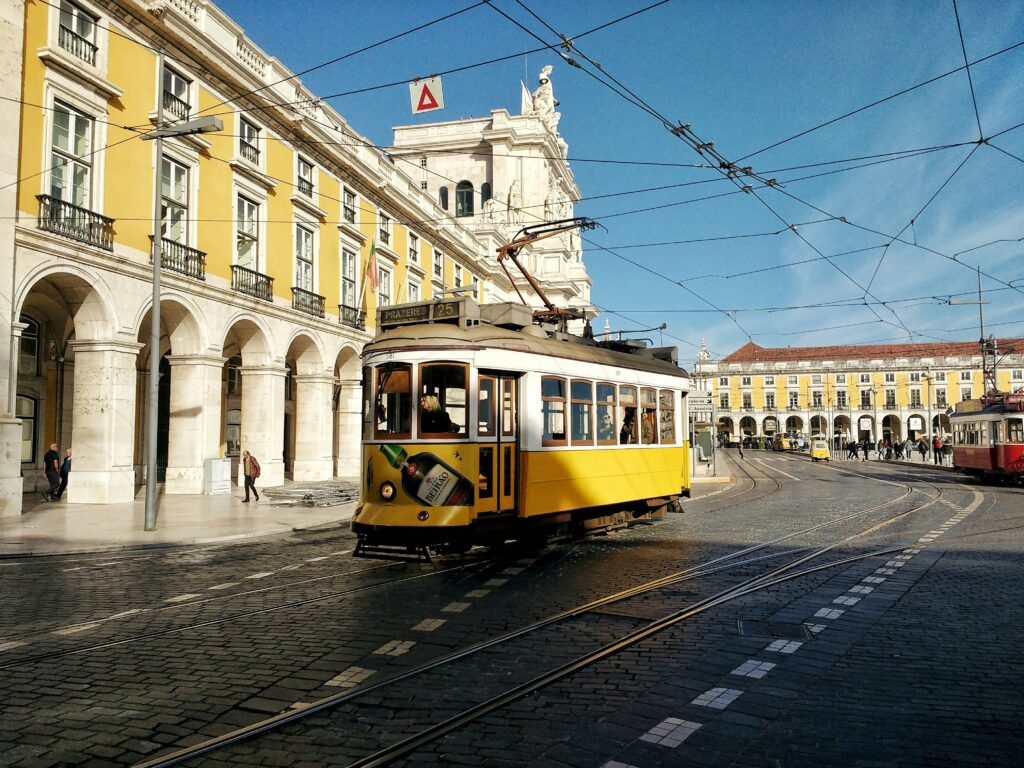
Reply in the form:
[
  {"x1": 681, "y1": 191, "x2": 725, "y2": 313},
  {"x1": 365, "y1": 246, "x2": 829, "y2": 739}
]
[{"x1": 695, "y1": 339, "x2": 1024, "y2": 447}]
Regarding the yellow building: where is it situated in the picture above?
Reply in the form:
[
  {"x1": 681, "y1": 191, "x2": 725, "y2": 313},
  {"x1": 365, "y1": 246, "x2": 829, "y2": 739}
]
[
  {"x1": 694, "y1": 339, "x2": 1024, "y2": 447},
  {"x1": 0, "y1": 0, "x2": 590, "y2": 515}
]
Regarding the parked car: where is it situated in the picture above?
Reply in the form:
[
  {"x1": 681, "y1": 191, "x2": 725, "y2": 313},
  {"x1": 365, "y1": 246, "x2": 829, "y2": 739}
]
[{"x1": 810, "y1": 440, "x2": 831, "y2": 462}]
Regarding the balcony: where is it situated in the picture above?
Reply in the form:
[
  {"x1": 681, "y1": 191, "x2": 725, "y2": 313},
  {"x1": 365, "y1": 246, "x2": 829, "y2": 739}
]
[
  {"x1": 240, "y1": 141, "x2": 260, "y2": 164},
  {"x1": 59, "y1": 25, "x2": 97, "y2": 65},
  {"x1": 36, "y1": 195, "x2": 114, "y2": 251},
  {"x1": 231, "y1": 264, "x2": 273, "y2": 301},
  {"x1": 291, "y1": 286, "x2": 325, "y2": 318},
  {"x1": 149, "y1": 236, "x2": 206, "y2": 280},
  {"x1": 297, "y1": 177, "x2": 313, "y2": 197},
  {"x1": 162, "y1": 91, "x2": 190, "y2": 121},
  {"x1": 339, "y1": 305, "x2": 366, "y2": 330}
]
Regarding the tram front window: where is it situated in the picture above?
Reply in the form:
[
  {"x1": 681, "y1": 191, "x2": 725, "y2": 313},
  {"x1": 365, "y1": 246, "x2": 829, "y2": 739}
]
[
  {"x1": 419, "y1": 363, "x2": 467, "y2": 436},
  {"x1": 375, "y1": 363, "x2": 412, "y2": 438},
  {"x1": 1008, "y1": 418, "x2": 1023, "y2": 443}
]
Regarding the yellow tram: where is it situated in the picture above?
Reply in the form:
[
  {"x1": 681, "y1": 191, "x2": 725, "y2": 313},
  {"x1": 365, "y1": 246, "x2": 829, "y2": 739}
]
[{"x1": 352, "y1": 298, "x2": 691, "y2": 557}]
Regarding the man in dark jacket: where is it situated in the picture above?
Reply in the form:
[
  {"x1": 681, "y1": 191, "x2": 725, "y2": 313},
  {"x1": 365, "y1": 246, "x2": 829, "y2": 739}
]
[
  {"x1": 42, "y1": 443, "x2": 60, "y2": 501},
  {"x1": 242, "y1": 450, "x2": 260, "y2": 502},
  {"x1": 53, "y1": 448, "x2": 72, "y2": 500}
]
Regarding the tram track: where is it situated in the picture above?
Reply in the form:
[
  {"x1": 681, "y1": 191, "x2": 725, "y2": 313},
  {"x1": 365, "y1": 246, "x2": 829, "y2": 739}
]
[
  {"x1": 687, "y1": 450, "x2": 784, "y2": 514},
  {"x1": 134, "y1": 476, "x2": 949, "y2": 768}
]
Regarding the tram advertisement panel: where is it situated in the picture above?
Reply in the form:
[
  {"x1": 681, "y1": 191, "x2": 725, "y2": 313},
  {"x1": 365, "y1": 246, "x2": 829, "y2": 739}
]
[{"x1": 371, "y1": 443, "x2": 475, "y2": 507}]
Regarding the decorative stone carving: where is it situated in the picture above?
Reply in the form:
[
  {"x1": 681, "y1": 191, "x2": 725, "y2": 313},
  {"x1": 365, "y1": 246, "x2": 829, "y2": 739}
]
[{"x1": 530, "y1": 65, "x2": 561, "y2": 133}]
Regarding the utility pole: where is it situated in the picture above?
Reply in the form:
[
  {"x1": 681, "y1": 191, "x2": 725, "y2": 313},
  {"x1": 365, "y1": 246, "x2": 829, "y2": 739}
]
[{"x1": 140, "y1": 56, "x2": 222, "y2": 530}]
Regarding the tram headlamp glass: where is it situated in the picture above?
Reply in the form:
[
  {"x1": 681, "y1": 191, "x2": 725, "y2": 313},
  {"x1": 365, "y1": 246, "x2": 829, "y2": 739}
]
[{"x1": 380, "y1": 481, "x2": 396, "y2": 501}]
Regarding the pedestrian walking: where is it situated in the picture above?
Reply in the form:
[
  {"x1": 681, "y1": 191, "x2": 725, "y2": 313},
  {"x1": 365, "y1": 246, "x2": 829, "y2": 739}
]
[
  {"x1": 242, "y1": 450, "x2": 261, "y2": 502},
  {"x1": 53, "y1": 448, "x2": 72, "y2": 500},
  {"x1": 918, "y1": 438, "x2": 927, "y2": 461},
  {"x1": 42, "y1": 443, "x2": 60, "y2": 501},
  {"x1": 849, "y1": 441, "x2": 859, "y2": 460},
  {"x1": 933, "y1": 435, "x2": 943, "y2": 465},
  {"x1": 861, "y1": 437, "x2": 870, "y2": 461}
]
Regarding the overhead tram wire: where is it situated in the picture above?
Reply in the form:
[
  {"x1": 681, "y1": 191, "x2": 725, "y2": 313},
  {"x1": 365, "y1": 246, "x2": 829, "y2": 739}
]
[
  {"x1": 953, "y1": 0, "x2": 985, "y2": 141},
  {"x1": 736, "y1": 38, "x2": 1024, "y2": 162}
]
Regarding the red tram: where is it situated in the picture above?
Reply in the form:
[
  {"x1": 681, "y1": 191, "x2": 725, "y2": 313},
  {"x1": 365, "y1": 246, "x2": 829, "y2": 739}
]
[{"x1": 950, "y1": 393, "x2": 1024, "y2": 482}]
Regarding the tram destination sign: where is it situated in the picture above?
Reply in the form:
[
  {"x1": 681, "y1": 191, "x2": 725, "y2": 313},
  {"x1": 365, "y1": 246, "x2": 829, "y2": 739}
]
[{"x1": 378, "y1": 298, "x2": 472, "y2": 329}]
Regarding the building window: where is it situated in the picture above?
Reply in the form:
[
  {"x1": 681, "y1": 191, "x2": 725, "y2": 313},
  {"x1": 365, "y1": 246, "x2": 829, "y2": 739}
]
[
  {"x1": 343, "y1": 188, "x2": 356, "y2": 223},
  {"x1": 741, "y1": 376, "x2": 751, "y2": 386},
  {"x1": 51, "y1": 101, "x2": 93, "y2": 208},
  {"x1": 408, "y1": 233, "x2": 419, "y2": 263},
  {"x1": 719, "y1": 393, "x2": 729, "y2": 410},
  {"x1": 836, "y1": 391, "x2": 847, "y2": 408},
  {"x1": 835, "y1": 374, "x2": 846, "y2": 384},
  {"x1": 764, "y1": 376, "x2": 774, "y2": 386},
  {"x1": 420, "y1": 180, "x2": 428, "y2": 190},
  {"x1": 341, "y1": 247, "x2": 356, "y2": 309},
  {"x1": 236, "y1": 194, "x2": 259, "y2": 269},
  {"x1": 471, "y1": 276, "x2": 479, "y2": 299},
  {"x1": 885, "y1": 372, "x2": 895, "y2": 383},
  {"x1": 935, "y1": 388, "x2": 947, "y2": 407},
  {"x1": 433, "y1": 250, "x2": 444, "y2": 279},
  {"x1": 161, "y1": 157, "x2": 188, "y2": 243},
  {"x1": 765, "y1": 391, "x2": 775, "y2": 409},
  {"x1": 58, "y1": 1, "x2": 97, "y2": 65},
  {"x1": 960, "y1": 371, "x2": 972, "y2": 382},
  {"x1": 788, "y1": 391, "x2": 799, "y2": 409},
  {"x1": 407, "y1": 278, "x2": 420, "y2": 303},
  {"x1": 813, "y1": 391, "x2": 823, "y2": 408},
  {"x1": 889, "y1": 389, "x2": 900, "y2": 408},
  {"x1": 225, "y1": 355, "x2": 242, "y2": 395},
  {"x1": 860, "y1": 373, "x2": 871, "y2": 384},
  {"x1": 719, "y1": 377, "x2": 729, "y2": 386},
  {"x1": 239, "y1": 118, "x2": 260, "y2": 163},
  {"x1": 294, "y1": 224, "x2": 314, "y2": 290},
  {"x1": 163, "y1": 66, "x2": 191, "y2": 120},
  {"x1": 16, "y1": 395, "x2": 38, "y2": 463},
  {"x1": 812, "y1": 374, "x2": 823, "y2": 385},
  {"x1": 297, "y1": 157, "x2": 314, "y2": 197},
  {"x1": 742, "y1": 392, "x2": 752, "y2": 410},
  {"x1": 438, "y1": 186, "x2": 448, "y2": 210},
  {"x1": 378, "y1": 213, "x2": 391, "y2": 245},
  {"x1": 453, "y1": 264, "x2": 462, "y2": 288},
  {"x1": 377, "y1": 267, "x2": 392, "y2": 306},
  {"x1": 481, "y1": 182, "x2": 492, "y2": 201},
  {"x1": 455, "y1": 181, "x2": 474, "y2": 217},
  {"x1": 1011, "y1": 369, "x2": 1023, "y2": 381},
  {"x1": 909, "y1": 372, "x2": 921, "y2": 383},
  {"x1": 18, "y1": 316, "x2": 41, "y2": 378},
  {"x1": 960, "y1": 386, "x2": 972, "y2": 401},
  {"x1": 419, "y1": 157, "x2": 427, "y2": 168},
  {"x1": 788, "y1": 375, "x2": 798, "y2": 386},
  {"x1": 860, "y1": 390, "x2": 871, "y2": 408}
]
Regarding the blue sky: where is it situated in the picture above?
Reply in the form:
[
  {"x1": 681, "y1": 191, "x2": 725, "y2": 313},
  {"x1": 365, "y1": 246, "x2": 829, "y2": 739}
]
[{"x1": 215, "y1": 0, "x2": 1024, "y2": 365}]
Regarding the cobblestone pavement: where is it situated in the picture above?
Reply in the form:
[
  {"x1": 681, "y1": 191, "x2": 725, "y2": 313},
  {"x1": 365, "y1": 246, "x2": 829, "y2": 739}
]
[{"x1": 1, "y1": 457, "x2": 1021, "y2": 767}]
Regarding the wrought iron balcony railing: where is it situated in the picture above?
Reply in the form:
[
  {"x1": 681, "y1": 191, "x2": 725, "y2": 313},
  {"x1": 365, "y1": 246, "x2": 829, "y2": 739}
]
[
  {"x1": 162, "y1": 90, "x2": 190, "y2": 121},
  {"x1": 291, "y1": 286, "x2": 325, "y2": 318},
  {"x1": 36, "y1": 194, "x2": 114, "y2": 251},
  {"x1": 297, "y1": 177, "x2": 313, "y2": 197},
  {"x1": 59, "y1": 25, "x2": 97, "y2": 65},
  {"x1": 240, "y1": 141, "x2": 260, "y2": 164},
  {"x1": 339, "y1": 305, "x2": 366, "y2": 330},
  {"x1": 149, "y1": 236, "x2": 206, "y2": 280},
  {"x1": 231, "y1": 264, "x2": 273, "y2": 301}
]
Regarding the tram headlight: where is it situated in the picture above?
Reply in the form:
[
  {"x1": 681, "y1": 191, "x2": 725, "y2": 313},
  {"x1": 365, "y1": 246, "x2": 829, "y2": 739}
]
[{"x1": 379, "y1": 481, "x2": 397, "y2": 502}]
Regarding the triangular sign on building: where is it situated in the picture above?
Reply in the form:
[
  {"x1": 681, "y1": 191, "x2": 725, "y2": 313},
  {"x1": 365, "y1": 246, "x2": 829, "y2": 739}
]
[{"x1": 409, "y1": 76, "x2": 444, "y2": 114}]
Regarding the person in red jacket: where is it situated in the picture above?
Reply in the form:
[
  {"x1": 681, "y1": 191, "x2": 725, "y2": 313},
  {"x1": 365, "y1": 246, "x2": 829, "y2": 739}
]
[{"x1": 242, "y1": 450, "x2": 261, "y2": 502}]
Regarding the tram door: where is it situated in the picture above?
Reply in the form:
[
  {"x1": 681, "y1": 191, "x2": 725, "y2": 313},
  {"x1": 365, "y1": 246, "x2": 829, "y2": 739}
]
[{"x1": 476, "y1": 373, "x2": 519, "y2": 515}]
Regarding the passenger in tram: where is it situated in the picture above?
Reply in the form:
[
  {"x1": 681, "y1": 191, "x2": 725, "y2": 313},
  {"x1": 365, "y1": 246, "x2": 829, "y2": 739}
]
[
  {"x1": 620, "y1": 409, "x2": 637, "y2": 444},
  {"x1": 420, "y1": 394, "x2": 459, "y2": 433},
  {"x1": 598, "y1": 411, "x2": 616, "y2": 441}
]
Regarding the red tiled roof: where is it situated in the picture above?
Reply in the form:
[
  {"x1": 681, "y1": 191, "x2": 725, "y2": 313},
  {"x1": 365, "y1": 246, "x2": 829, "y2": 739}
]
[{"x1": 720, "y1": 338, "x2": 1024, "y2": 364}]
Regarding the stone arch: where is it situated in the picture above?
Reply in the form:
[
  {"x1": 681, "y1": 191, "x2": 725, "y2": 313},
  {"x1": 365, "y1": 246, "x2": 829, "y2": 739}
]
[
  {"x1": 810, "y1": 414, "x2": 828, "y2": 436},
  {"x1": 284, "y1": 330, "x2": 326, "y2": 376},
  {"x1": 834, "y1": 415, "x2": 852, "y2": 440},
  {"x1": 15, "y1": 264, "x2": 117, "y2": 342},
  {"x1": 882, "y1": 414, "x2": 902, "y2": 442},
  {"x1": 762, "y1": 415, "x2": 779, "y2": 436},
  {"x1": 333, "y1": 343, "x2": 363, "y2": 477},
  {"x1": 220, "y1": 314, "x2": 274, "y2": 366},
  {"x1": 785, "y1": 415, "x2": 804, "y2": 434},
  {"x1": 131, "y1": 292, "x2": 209, "y2": 358}
]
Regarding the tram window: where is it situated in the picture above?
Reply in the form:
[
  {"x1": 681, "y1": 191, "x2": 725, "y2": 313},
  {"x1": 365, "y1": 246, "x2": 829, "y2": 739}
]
[
  {"x1": 641, "y1": 388, "x2": 658, "y2": 445},
  {"x1": 479, "y1": 447, "x2": 494, "y2": 498},
  {"x1": 502, "y1": 377, "x2": 515, "y2": 436},
  {"x1": 596, "y1": 383, "x2": 616, "y2": 445},
  {"x1": 1007, "y1": 418, "x2": 1023, "y2": 443},
  {"x1": 619, "y1": 386, "x2": 638, "y2": 445},
  {"x1": 659, "y1": 390, "x2": 676, "y2": 444},
  {"x1": 419, "y1": 363, "x2": 467, "y2": 436},
  {"x1": 375, "y1": 363, "x2": 412, "y2": 438},
  {"x1": 478, "y1": 376, "x2": 496, "y2": 437},
  {"x1": 541, "y1": 376, "x2": 567, "y2": 445},
  {"x1": 571, "y1": 380, "x2": 594, "y2": 445}
]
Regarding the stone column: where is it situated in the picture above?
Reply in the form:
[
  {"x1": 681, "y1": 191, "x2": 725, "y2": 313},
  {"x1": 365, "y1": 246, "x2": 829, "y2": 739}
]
[
  {"x1": 66, "y1": 339, "x2": 141, "y2": 503},
  {"x1": 335, "y1": 380, "x2": 363, "y2": 478},
  {"x1": 164, "y1": 354, "x2": 225, "y2": 494},
  {"x1": 239, "y1": 365, "x2": 286, "y2": 488},
  {"x1": 292, "y1": 373, "x2": 333, "y2": 481}
]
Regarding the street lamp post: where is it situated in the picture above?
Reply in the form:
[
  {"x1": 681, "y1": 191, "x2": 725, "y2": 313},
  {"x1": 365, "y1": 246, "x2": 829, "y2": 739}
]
[
  {"x1": 140, "y1": 53, "x2": 222, "y2": 530},
  {"x1": 924, "y1": 370, "x2": 933, "y2": 464}
]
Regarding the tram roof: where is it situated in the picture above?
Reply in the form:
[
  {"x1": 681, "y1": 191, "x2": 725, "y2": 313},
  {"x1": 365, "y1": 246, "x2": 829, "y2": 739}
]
[{"x1": 363, "y1": 322, "x2": 690, "y2": 380}]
